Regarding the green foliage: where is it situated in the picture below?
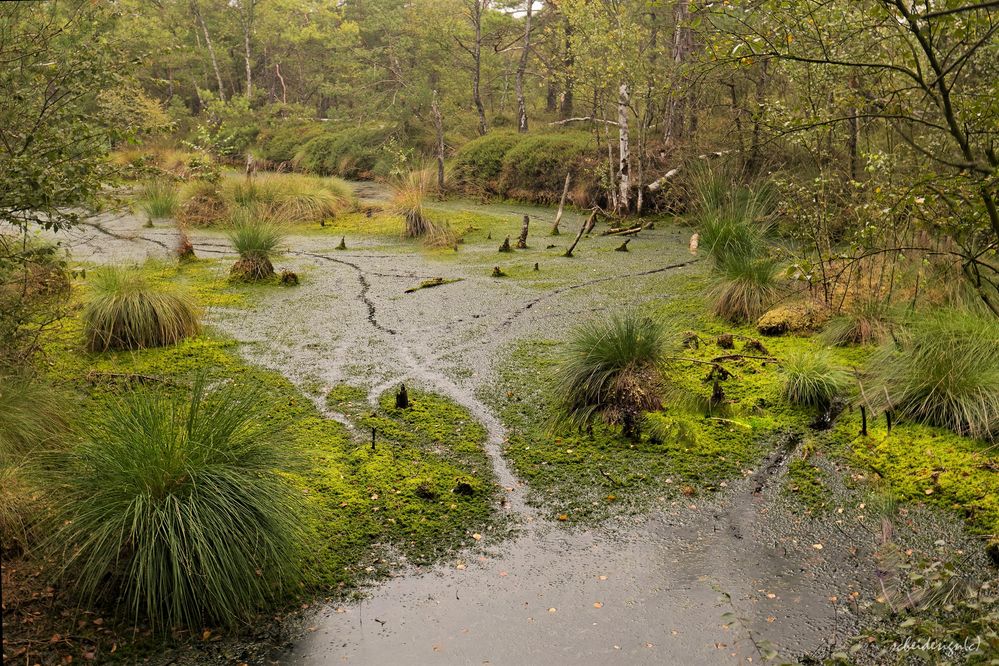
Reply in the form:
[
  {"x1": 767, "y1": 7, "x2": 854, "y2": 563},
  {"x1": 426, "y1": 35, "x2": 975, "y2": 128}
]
[
  {"x1": 293, "y1": 125, "x2": 394, "y2": 178},
  {"x1": 134, "y1": 179, "x2": 178, "y2": 221},
  {"x1": 256, "y1": 123, "x2": 324, "y2": 163},
  {"x1": 696, "y1": 187, "x2": 774, "y2": 270},
  {"x1": 498, "y1": 132, "x2": 597, "y2": 204},
  {"x1": 869, "y1": 309, "x2": 999, "y2": 439},
  {"x1": 0, "y1": 2, "x2": 121, "y2": 231},
  {"x1": 0, "y1": 234, "x2": 69, "y2": 367},
  {"x1": 847, "y1": 556, "x2": 999, "y2": 663},
  {"x1": 190, "y1": 94, "x2": 259, "y2": 158},
  {"x1": 781, "y1": 349, "x2": 852, "y2": 408},
  {"x1": 711, "y1": 254, "x2": 781, "y2": 323},
  {"x1": 552, "y1": 312, "x2": 668, "y2": 434},
  {"x1": 82, "y1": 266, "x2": 200, "y2": 352},
  {"x1": 43, "y1": 377, "x2": 305, "y2": 629},
  {"x1": 452, "y1": 131, "x2": 521, "y2": 192},
  {"x1": 178, "y1": 173, "x2": 353, "y2": 227}
]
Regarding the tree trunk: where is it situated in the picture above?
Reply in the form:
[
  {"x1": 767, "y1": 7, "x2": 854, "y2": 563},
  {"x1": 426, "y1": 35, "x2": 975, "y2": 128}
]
[
  {"x1": 240, "y1": 0, "x2": 254, "y2": 99},
  {"x1": 560, "y1": 21, "x2": 574, "y2": 119},
  {"x1": 274, "y1": 63, "x2": 287, "y2": 104},
  {"x1": 663, "y1": 0, "x2": 691, "y2": 147},
  {"x1": 471, "y1": 0, "x2": 487, "y2": 136},
  {"x1": 551, "y1": 172, "x2": 570, "y2": 235},
  {"x1": 431, "y1": 89, "x2": 446, "y2": 191},
  {"x1": 617, "y1": 82, "x2": 631, "y2": 213},
  {"x1": 515, "y1": 0, "x2": 533, "y2": 133},
  {"x1": 191, "y1": 0, "x2": 225, "y2": 101},
  {"x1": 748, "y1": 58, "x2": 770, "y2": 171}
]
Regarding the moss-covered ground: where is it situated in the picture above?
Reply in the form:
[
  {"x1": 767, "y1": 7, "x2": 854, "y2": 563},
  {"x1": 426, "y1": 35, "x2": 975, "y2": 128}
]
[{"x1": 488, "y1": 267, "x2": 999, "y2": 537}]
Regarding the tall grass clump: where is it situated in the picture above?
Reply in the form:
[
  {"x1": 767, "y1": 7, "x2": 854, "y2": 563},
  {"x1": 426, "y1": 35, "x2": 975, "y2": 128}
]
[
  {"x1": 822, "y1": 299, "x2": 897, "y2": 346},
  {"x1": 135, "y1": 179, "x2": 179, "y2": 224},
  {"x1": 781, "y1": 350, "x2": 853, "y2": 409},
  {"x1": 82, "y1": 267, "x2": 200, "y2": 352},
  {"x1": 227, "y1": 213, "x2": 285, "y2": 281},
  {"x1": 868, "y1": 309, "x2": 999, "y2": 440},
  {"x1": 44, "y1": 377, "x2": 304, "y2": 629},
  {"x1": 0, "y1": 373, "x2": 68, "y2": 459},
  {"x1": 692, "y1": 171, "x2": 781, "y2": 323},
  {"x1": 391, "y1": 167, "x2": 455, "y2": 246},
  {"x1": 0, "y1": 373, "x2": 69, "y2": 552},
  {"x1": 711, "y1": 254, "x2": 781, "y2": 323},
  {"x1": 553, "y1": 312, "x2": 668, "y2": 437}
]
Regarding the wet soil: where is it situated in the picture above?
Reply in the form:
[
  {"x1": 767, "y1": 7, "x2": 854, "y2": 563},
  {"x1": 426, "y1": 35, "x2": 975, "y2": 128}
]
[{"x1": 46, "y1": 192, "x2": 969, "y2": 664}]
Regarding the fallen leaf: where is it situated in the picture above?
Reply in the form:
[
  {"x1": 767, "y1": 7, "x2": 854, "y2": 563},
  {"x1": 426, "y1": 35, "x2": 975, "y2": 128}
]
[
  {"x1": 557, "y1": 514, "x2": 568, "y2": 521},
  {"x1": 593, "y1": 601, "x2": 603, "y2": 608},
  {"x1": 472, "y1": 533, "x2": 482, "y2": 540},
  {"x1": 202, "y1": 630, "x2": 212, "y2": 640},
  {"x1": 499, "y1": 571, "x2": 508, "y2": 577},
  {"x1": 598, "y1": 575, "x2": 608, "y2": 581},
  {"x1": 812, "y1": 543, "x2": 824, "y2": 550},
  {"x1": 548, "y1": 607, "x2": 557, "y2": 613}
]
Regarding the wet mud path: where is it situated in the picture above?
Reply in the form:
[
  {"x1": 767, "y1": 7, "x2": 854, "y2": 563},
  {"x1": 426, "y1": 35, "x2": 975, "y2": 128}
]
[{"x1": 52, "y1": 199, "x2": 872, "y2": 664}]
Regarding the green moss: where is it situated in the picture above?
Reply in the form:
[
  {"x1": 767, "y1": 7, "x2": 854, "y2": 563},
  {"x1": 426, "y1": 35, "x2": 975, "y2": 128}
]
[
  {"x1": 784, "y1": 456, "x2": 830, "y2": 514},
  {"x1": 831, "y1": 416, "x2": 999, "y2": 535}
]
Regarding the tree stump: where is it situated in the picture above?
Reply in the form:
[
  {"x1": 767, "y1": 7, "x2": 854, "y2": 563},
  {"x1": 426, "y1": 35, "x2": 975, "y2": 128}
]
[
  {"x1": 336, "y1": 236, "x2": 347, "y2": 250},
  {"x1": 395, "y1": 383, "x2": 409, "y2": 409},
  {"x1": 499, "y1": 236, "x2": 512, "y2": 252},
  {"x1": 717, "y1": 333, "x2": 734, "y2": 349},
  {"x1": 516, "y1": 215, "x2": 530, "y2": 248},
  {"x1": 614, "y1": 239, "x2": 630, "y2": 252}
]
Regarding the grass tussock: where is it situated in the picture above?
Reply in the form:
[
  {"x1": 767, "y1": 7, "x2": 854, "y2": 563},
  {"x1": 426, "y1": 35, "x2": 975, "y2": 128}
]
[
  {"x1": 822, "y1": 299, "x2": 897, "y2": 346},
  {"x1": 781, "y1": 349, "x2": 853, "y2": 408},
  {"x1": 0, "y1": 373, "x2": 69, "y2": 552},
  {"x1": 868, "y1": 309, "x2": 999, "y2": 440},
  {"x1": 43, "y1": 377, "x2": 305, "y2": 629},
  {"x1": 178, "y1": 173, "x2": 354, "y2": 227},
  {"x1": 134, "y1": 179, "x2": 179, "y2": 222},
  {"x1": 553, "y1": 312, "x2": 669, "y2": 437},
  {"x1": 0, "y1": 372, "x2": 69, "y2": 459},
  {"x1": 391, "y1": 168, "x2": 456, "y2": 247},
  {"x1": 82, "y1": 267, "x2": 201, "y2": 352},
  {"x1": 711, "y1": 254, "x2": 781, "y2": 323},
  {"x1": 692, "y1": 171, "x2": 782, "y2": 323},
  {"x1": 227, "y1": 214, "x2": 285, "y2": 281}
]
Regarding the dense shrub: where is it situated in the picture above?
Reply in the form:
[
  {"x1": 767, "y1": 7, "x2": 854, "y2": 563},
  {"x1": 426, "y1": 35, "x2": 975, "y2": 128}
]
[
  {"x1": 451, "y1": 131, "x2": 521, "y2": 193},
  {"x1": 553, "y1": 312, "x2": 668, "y2": 437},
  {"x1": 0, "y1": 236, "x2": 70, "y2": 366},
  {"x1": 498, "y1": 131, "x2": 598, "y2": 204},
  {"x1": 82, "y1": 267, "x2": 201, "y2": 352},
  {"x1": 256, "y1": 123, "x2": 324, "y2": 164},
  {"x1": 781, "y1": 350, "x2": 852, "y2": 408},
  {"x1": 869, "y1": 309, "x2": 999, "y2": 439},
  {"x1": 293, "y1": 126, "x2": 393, "y2": 178},
  {"x1": 44, "y1": 378, "x2": 304, "y2": 629}
]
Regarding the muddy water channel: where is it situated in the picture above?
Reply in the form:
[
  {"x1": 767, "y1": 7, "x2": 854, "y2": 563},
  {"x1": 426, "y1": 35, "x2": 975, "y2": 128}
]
[{"x1": 55, "y1": 189, "x2": 932, "y2": 664}]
